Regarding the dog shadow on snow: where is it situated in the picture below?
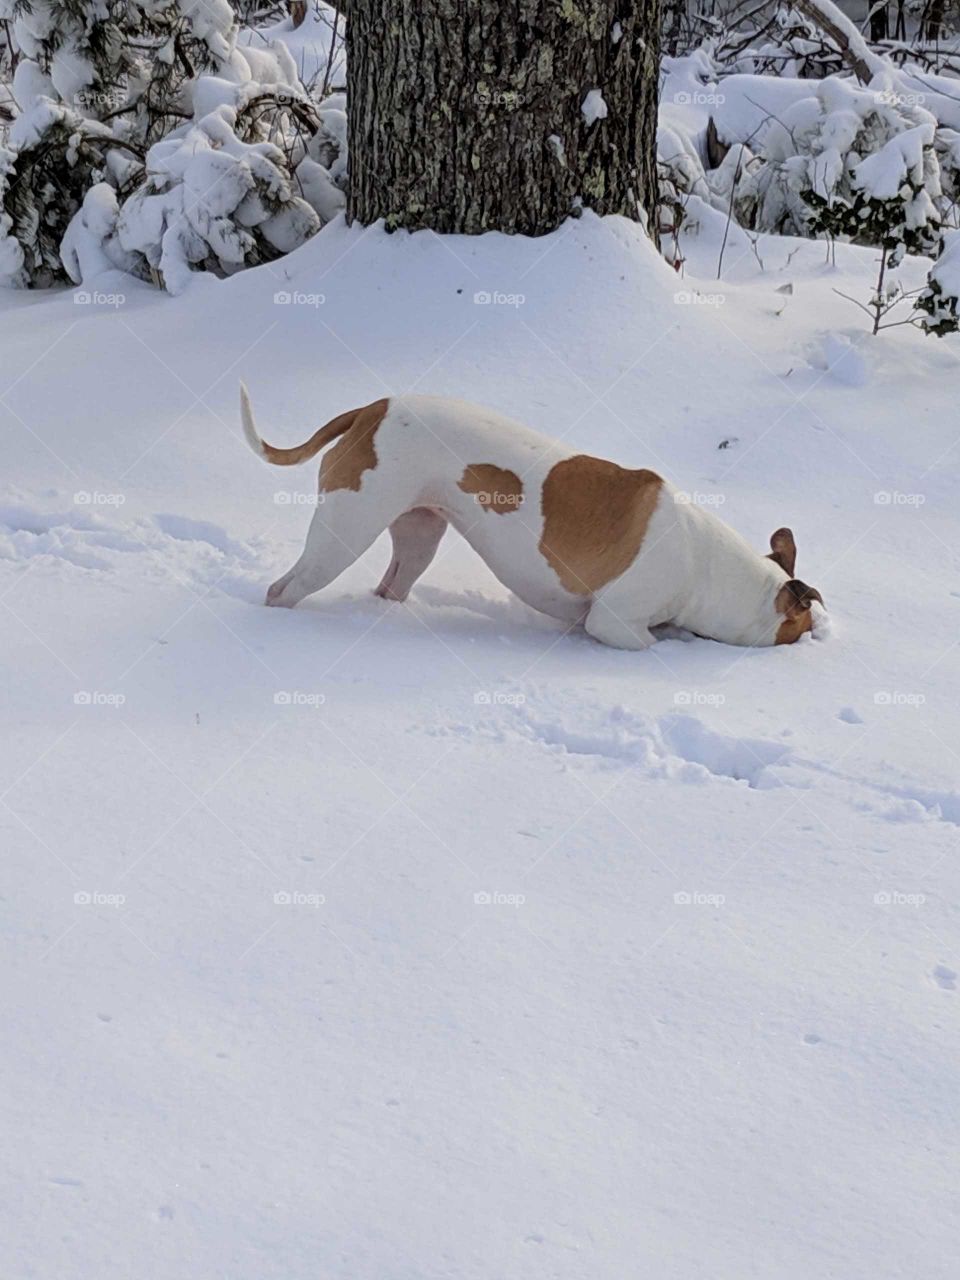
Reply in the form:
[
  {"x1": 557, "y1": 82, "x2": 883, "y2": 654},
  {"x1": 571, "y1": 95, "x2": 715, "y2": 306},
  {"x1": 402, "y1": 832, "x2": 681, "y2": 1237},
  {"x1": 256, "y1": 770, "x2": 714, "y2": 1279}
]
[
  {"x1": 258, "y1": 580, "x2": 752, "y2": 665},
  {"x1": 279, "y1": 582, "x2": 564, "y2": 641}
]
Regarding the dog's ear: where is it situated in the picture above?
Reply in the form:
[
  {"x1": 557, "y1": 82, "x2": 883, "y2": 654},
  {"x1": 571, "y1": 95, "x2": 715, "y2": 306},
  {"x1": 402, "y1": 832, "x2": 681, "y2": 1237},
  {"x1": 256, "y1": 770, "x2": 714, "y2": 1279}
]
[
  {"x1": 776, "y1": 579, "x2": 823, "y2": 619},
  {"x1": 767, "y1": 527, "x2": 797, "y2": 576}
]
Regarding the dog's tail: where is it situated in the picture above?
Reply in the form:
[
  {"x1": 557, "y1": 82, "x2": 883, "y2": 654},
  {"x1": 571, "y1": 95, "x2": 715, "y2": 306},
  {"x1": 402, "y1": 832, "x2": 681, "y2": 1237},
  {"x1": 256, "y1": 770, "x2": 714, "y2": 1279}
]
[{"x1": 240, "y1": 381, "x2": 358, "y2": 467}]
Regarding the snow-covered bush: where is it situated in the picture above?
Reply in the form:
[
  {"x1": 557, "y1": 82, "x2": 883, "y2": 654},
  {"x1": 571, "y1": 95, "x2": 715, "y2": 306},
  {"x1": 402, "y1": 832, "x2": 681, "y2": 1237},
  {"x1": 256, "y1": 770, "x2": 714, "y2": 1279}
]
[
  {"x1": 0, "y1": 0, "x2": 137, "y2": 114},
  {"x1": 658, "y1": 123, "x2": 712, "y2": 206},
  {"x1": 0, "y1": 0, "x2": 345, "y2": 292},
  {"x1": 657, "y1": 121, "x2": 712, "y2": 265},
  {"x1": 736, "y1": 78, "x2": 942, "y2": 250},
  {"x1": 802, "y1": 117, "x2": 942, "y2": 257},
  {"x1": 115, "y1": 99, "x2": 322, "y2": 293},
  {"x1": 933, "y1": 128, "x2": 960, "y2": 227},
  {"x1": 0, "y1": 101, "x2": 124, "y2": 286},
  {"x1": 725, "y1": 78, "x2": 943, "y2": 332},
  {"x1": 657, "y1": 49, "x2": 758, "y2": 262},
  {"x1": 297, "y1": 92, "x2": 347, "y2": 224},
  {"x1": 916, "y1": 228, "x2": 960, "y2": 335},
  {"x1": 0, "y1": 0, "x2": 143, "y2": 286}
]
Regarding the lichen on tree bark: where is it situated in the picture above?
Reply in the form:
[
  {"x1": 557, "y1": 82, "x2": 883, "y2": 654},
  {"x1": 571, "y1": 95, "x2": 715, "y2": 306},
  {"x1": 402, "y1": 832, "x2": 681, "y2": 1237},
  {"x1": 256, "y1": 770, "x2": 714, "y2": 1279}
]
[{"x1": 347, "y1": 0, "x2": 660, "y2": 240}]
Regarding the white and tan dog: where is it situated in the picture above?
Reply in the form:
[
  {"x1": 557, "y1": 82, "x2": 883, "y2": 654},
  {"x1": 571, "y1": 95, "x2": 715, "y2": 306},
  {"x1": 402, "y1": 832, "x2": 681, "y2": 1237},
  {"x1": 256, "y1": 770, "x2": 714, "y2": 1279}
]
[{"x1": 239, "y1": 386, "x2": 823, "y2": 649}]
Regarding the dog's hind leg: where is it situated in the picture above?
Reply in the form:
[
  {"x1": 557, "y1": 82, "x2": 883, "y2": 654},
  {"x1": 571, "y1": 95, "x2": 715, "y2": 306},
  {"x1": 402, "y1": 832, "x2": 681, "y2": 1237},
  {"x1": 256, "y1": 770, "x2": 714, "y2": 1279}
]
[
  {"x1": 266, "y1": 494, "x2": 392, "y2": 608},
  {"x1": 374, "y1": 508, "x2": 447, "y2": 602}
]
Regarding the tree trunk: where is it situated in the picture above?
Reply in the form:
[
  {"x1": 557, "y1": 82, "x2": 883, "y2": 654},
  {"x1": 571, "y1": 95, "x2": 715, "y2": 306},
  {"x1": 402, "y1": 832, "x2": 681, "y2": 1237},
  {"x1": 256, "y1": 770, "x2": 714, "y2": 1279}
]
[
  {"x1": 346, "y1": 0, "x2": 660, "y2": 240},
  {"x1": 663, "y1": 0, "x2": 685, "y2": 57},
  {"x1": 869, "y1": 0, "x2": 889, "y2": 42},
  {"x1": 924, "y1": 0, "x2": 945, "y2": 42}
]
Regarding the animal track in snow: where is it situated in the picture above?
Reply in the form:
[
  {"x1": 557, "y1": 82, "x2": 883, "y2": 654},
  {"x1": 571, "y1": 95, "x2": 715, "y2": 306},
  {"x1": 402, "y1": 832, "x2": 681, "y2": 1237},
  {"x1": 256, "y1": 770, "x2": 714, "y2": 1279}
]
[
  {"x1": 493, "y1": 699, "x2": 957, "y2": 823},
  {"x1": 788, "y1": 755, "x2": 960, "y2": 827},
  {"x1": 153, "y1": 513, "x2": 255, "y2": 559},
  {"x1": 0, "y1": 497, "x2": 266, "y2": 598},
  {"x1": 512, "y1": 705, "x2": 789, "y2": 789}
]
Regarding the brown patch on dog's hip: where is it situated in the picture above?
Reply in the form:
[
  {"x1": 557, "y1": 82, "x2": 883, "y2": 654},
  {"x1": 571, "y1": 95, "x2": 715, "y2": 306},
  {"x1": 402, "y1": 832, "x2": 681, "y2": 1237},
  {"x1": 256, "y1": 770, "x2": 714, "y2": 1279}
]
[
  {"x1": 539, "y1": 455, "x2": 663, "y2": 594},
  {"x1": 457, "y1": 463, "x2": 524, "y2": 514},
  {"x1": 319, "y1": 399, "x2": 389, "y2": 492}
]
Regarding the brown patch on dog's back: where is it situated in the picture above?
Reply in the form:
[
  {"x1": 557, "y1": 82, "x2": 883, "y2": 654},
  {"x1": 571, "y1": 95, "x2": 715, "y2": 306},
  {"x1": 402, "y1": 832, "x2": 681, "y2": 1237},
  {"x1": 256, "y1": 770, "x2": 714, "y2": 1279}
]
[
  {"x1": 319, "y1": 398, "x2": 389, "y2": 492},
  {"x1": 539, "y1": 455, "x2": 663, "y2": 595},
  {"x1": 458, "y1": 463, "x2": 524, "y2": 514}
]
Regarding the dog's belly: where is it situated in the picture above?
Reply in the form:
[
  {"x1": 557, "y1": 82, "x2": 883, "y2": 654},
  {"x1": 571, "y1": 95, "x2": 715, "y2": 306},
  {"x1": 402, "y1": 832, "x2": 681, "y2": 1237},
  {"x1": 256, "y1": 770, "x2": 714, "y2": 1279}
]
[
  {"x1": 380, "y1": 396, "x2": 591, "y2": 621},
  {"x1": 442, "y1": 502, "x2": 588, "y2": 623}
]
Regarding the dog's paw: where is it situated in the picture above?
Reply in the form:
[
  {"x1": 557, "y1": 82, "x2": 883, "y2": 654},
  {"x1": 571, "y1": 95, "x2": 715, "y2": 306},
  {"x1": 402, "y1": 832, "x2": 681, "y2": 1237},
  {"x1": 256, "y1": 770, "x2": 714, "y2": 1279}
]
[{"x1": 266, "y1": 576, "x2": 294, "y2": 606}]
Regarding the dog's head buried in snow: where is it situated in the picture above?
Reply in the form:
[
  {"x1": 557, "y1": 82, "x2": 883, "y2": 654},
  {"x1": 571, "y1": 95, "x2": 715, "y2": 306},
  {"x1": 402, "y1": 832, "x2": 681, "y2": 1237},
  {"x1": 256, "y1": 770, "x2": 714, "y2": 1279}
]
[{"x1": 240, "y1": 384, "x2": 824, "y2": 651}]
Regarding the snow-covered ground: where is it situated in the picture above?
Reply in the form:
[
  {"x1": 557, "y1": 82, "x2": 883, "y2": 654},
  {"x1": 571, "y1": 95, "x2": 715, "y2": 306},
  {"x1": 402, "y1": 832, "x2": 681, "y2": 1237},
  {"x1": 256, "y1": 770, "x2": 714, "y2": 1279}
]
[{"x1": 3, "y1": 206, "x2": 959, "y2": 1278}]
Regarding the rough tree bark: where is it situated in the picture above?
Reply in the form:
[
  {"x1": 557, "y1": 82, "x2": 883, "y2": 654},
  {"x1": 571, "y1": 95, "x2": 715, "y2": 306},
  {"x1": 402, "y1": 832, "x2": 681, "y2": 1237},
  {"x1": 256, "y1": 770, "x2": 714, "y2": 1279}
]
[{"x1": 346, "y1": 0, "x2": 660, "y2": 239}]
